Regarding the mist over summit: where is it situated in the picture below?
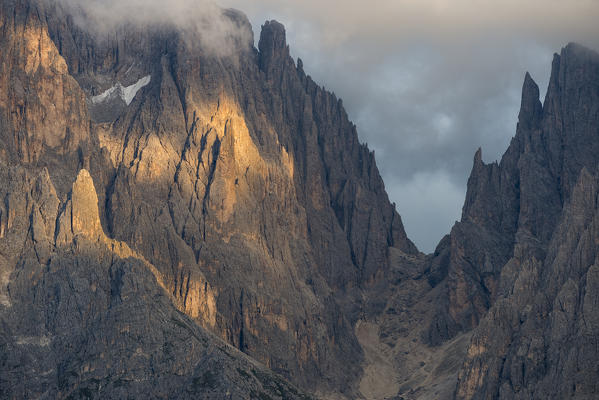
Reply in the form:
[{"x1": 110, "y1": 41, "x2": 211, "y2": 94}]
[{"x1": 51, "y1": 0, "x2": 254, "y2": 57}]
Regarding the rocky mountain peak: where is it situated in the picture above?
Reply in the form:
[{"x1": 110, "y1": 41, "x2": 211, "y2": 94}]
[
  {"x1": 562, "y1": 41, "x2": 599, "y2": 63},
  {"x1": 444, "y1": 41, "x2": 599, "y2": 398},
  {"x1": 544, "y1": 42, "x2": 599, "y2": 117},
  {"x1": 0, "y1": 1, "x2": 420, "y2": 395},
  {"x1": 518, "y1": 71, "x2": 542, "y2": 130},
  {"x1": 70, "y1": 169, "x2": 102, "y2": 239},
  {"x1": 55, "y1": 168, "x2": 104, "y2": 245},
  {"x1": 424, "y1": 41, "x2": 599, "y2": 351},
  {"x1": 258, "y1": 20, "x2": 290, "y2": 72},
  {"x1": 260, "y1": 20, "x2": 287, "y2": 50},
  {"x1": 473, "y1": 147, "x2": 483, "y2": 166}
]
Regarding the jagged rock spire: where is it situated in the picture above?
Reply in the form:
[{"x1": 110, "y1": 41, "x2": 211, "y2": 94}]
[
  {"x1": 518, "y1": 72, "x2": 542, "y2": 130},
  {"x1": 258, "y1": 20, "x2": 289, "y2": 73}
]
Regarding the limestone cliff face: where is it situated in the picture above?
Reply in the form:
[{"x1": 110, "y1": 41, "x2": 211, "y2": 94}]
[
  {"x1": 456, "y1": 169, "x2": 599, "y2": 399},
  {"x1": 0, "y1": 0, "x2": 90, "y2": 164},
  {"x1": 424, "y1": 44, "x2": 599, "y2": 346},
  {"x1": 361, "y1": 43, "x2": 599, "y2": 400},
  {"x1": 0, "y1": 0, "x2": 416, "y2": 396}
]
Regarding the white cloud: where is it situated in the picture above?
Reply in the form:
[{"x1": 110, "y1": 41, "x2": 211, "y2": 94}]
[{"x1": 51, "y1": 0, "x2": 253, "y2": 57}]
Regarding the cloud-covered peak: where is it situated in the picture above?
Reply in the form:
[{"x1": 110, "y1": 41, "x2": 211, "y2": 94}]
[{"x1": 50, "y1": 0, "x2": 254, "y2": 57}]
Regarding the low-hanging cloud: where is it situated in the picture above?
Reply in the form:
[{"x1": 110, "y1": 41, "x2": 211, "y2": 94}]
[{"x1": 51, "y1": 0, "x2": 253, "y2": 57}]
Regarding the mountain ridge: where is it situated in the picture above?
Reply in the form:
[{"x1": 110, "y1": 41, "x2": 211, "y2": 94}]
[
  {"x1": 1, "y1": 0, "x2": 598, "y2": 398},
  {"x1": 1, "y1": 0, "x2": 416, "y2": 397}
]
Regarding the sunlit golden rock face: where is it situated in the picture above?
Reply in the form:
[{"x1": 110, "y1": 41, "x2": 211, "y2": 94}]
[
  {"x1": 0, "y1": 1, "x2": 90, "y2": 163},
  {"x1": 55, "y1": 16, "x2": 409, "y2": 392},
  {"x1": 0, "y1": 1, "x2": 419, "y2": 396},
  {"x1": 52, "y1": 168, "x2": 221, "y2": 330},
  {"x1": 4, "y1": 1, "x2": 599, "y2": 399},
  {"x1": 70, "y1": 169, "x2": 103, "y2": 240}
]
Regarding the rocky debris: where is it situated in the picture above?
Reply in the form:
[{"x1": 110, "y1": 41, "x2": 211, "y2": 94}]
[{"x1": 355, "y1": 247, "x2": 471, "y2": 400}]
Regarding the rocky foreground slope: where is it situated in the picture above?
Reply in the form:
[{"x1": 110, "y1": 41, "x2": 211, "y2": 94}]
[{"x1": 0, "y1": 0, "x2": 598, "y2": 398}]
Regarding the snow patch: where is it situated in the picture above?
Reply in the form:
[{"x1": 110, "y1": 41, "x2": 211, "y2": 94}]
[
  {"x1": 122, "y1": 75, "x2": 151, "y2": 105},
  {"x1": 91, "y1": 75, "x2": 151, "y2": 106}
]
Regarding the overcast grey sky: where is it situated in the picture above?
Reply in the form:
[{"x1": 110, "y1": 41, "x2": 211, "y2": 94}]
[{"x1": 222, "y1": 0, "x2": 599, "y2": 252}]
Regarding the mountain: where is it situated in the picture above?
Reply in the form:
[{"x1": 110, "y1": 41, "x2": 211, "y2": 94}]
[
  {"x1": 453, "y1": 42, "x2": 599, "y2": 399},
  {"x1": 0, "y1": 0, "x2": 414, "y2": 397},
  {"x1": 375, "y1": 42, "x2": 599, "y2": 400},
  {"x1": 1, "y1": 0, "x2": 598, "y2": 399}
]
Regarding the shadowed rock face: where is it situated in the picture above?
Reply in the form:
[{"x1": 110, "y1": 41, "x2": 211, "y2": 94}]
[
  {"x1": 351, "y1": 42, "x2": 599, "y2": 400},
  {"x1": 452, "y1": 43, "x2": 599, "y2": 400},
  {"x1": 424, "y1": 44, "x2": 599, "y2": 347}
]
